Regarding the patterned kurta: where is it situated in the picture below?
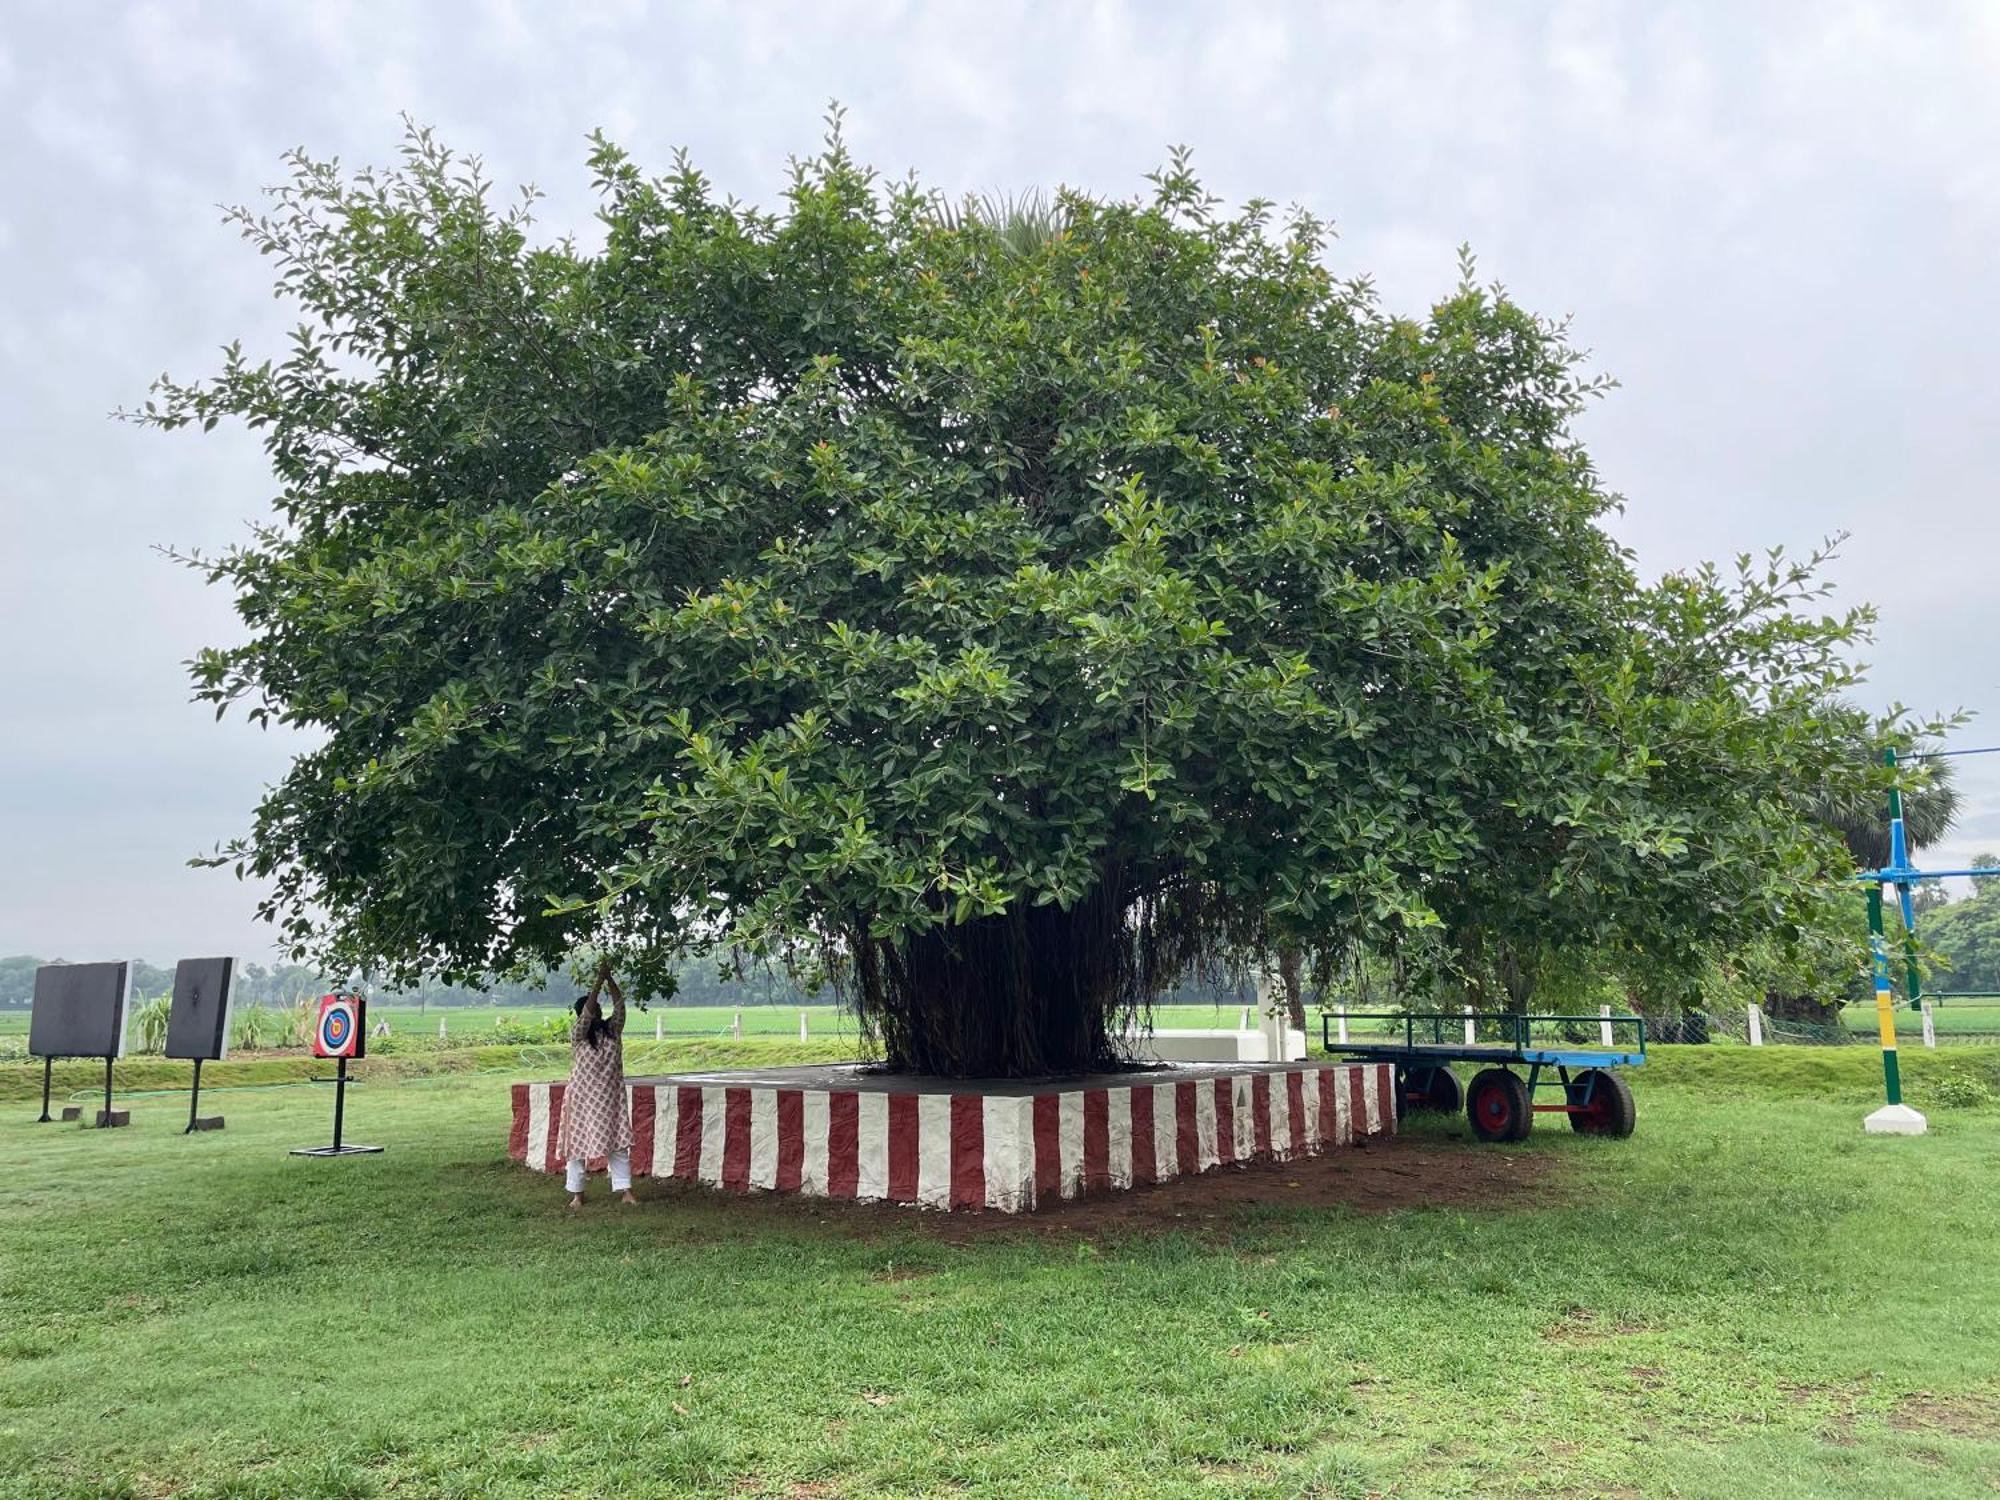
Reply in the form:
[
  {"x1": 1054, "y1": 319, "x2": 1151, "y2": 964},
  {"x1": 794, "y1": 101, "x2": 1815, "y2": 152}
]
[{"x1": 555, "y1": 994, "x2": 629, "y2": 1161}]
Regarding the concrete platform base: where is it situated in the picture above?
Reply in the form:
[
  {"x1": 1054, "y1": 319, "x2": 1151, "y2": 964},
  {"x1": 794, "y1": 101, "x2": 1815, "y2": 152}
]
[
  {"x1": 1864, "y1": 1102, "x2": 1928, "y2": 1136},
  {"x1": 510, "y1": 1060, "x2": 1395, "y2": 1212}
]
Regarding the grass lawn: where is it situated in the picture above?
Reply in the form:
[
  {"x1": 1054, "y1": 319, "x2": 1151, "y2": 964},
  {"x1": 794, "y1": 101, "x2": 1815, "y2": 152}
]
[
  {"x1": 1839, "y1": 1001, "x2": 2000, "y2": 1041},
  {"x1": 1, "y1": 1046, "x2": 1997, "y2": 1498}
]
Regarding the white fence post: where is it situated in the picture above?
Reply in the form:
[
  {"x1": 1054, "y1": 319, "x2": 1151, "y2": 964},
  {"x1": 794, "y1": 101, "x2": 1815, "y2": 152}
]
[
  {"x1": 1599, "y1": 1005, "x2": 1614, "y2": 1048},
  {"x1": 1336, "y1": 1004, "x2": 1349, "y2": 1046},
  {"x1": 438, "y1": 1017, "x2": 447, "y2": 1041},
  {"x1": 732, "y1": 1011, "x2": 742, "y2": 1040},
  {"x1": 1921, "y1": 999, "x2": 1936, "y2": 1049},
  {"x1": 654, "y1": 1014, "x2": 663, "y2": 1042},
  {"x1": 1463, "y1": 1006, "x2": 1476, "y2": 1045},
  {"x1": 799, "y1": 1011, "x2": 809, "y2": 1042},
  {"x1": 1238, "y1": 1005, "x2": 1251, "y2": 1032},
  {"x1": 1747, "y1": 1004, "x2": 1764, "y2": 1047}
]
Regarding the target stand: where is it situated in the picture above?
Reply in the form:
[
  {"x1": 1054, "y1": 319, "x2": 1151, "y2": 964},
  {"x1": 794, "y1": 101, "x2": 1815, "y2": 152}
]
[
  {"x1": 290, "y1": 996, "x2": 382, "y2": 1158},
  {"x1": 94, "y1": 1056, "x2": 130, "y2": 1128},
  {"x1": 185, "y1": 1058, "x2": 224, "y2": 1133}
]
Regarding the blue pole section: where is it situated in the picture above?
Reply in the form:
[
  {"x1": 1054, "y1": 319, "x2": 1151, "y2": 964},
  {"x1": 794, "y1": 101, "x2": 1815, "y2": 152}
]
[{"x1": 1859, "y1": 868, "x2": 2000, "y2": 883}]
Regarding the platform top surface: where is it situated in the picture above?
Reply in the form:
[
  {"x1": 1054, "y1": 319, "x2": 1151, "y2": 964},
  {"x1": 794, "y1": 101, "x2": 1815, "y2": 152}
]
[{"x1": 622, "y1": 1058, "x2": 1369, "y2": 1096}]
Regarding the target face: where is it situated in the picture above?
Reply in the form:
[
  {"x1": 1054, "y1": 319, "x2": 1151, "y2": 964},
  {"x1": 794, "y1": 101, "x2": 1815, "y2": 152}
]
[{"x1": 313, "y1": 994, "x2": 365, "y2": 1059}]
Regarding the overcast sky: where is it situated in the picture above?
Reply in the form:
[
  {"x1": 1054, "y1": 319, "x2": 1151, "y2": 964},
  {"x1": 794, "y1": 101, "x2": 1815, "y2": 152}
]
[{"x1": 3, "y1": 1, "x2": 1998, "y2": 965}]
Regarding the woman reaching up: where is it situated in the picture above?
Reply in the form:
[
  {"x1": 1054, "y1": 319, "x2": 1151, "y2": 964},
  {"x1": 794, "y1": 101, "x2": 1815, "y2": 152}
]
[{"x1": 556, "y1": 969, "x2": 636, "y2": 1209}]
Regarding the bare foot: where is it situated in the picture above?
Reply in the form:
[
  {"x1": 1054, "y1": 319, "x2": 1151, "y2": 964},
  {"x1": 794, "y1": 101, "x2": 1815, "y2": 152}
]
[
  {"x1": 567, "y1": 1194, "x2": 584, "y2": 1211},
  {"x1": 617, "y1": 1190, "x2": 638, "y2": 1206}
]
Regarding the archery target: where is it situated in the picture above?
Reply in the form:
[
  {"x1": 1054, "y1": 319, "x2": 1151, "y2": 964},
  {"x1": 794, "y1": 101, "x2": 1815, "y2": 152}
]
[{"x1": 313, "y1": 994, "x2": 365, "y2": 1059}]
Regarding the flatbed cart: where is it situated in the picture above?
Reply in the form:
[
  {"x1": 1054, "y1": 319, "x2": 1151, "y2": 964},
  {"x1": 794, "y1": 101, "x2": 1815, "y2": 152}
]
[{"x1": 1319, "y1": 1011, "x2": 1648, "y2": 1143}]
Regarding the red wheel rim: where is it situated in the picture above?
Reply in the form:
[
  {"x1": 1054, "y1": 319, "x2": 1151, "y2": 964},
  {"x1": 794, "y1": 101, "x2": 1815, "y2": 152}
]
[
  {"x1": 1473, "y1": 1082, "x2": 1510, "y2": 1128},
  {"x1": 1575, "y1": 1085, "x2": 1611, "y2": 1128}
]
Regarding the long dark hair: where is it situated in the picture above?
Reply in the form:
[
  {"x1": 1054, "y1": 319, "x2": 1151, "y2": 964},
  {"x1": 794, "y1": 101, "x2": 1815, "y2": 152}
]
[{"x1": 574, "y1": 994, "x2": 614, "y2": 1050}]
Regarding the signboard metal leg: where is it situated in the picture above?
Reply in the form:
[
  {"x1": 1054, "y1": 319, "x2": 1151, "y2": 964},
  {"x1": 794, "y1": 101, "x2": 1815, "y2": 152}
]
[
  {"x1": 184, "y1": 1056, "x2": 223, "y2": 1133},
  {"x1": 37, "y1": 1058, "x2": 52, "y2": 1123},
  {"x1": 333, "y1": 1055, "x2": 347, "y2": 1149},
  {"x1": 95, "y1": 1057, "x2": 128, "y2": 1128}
]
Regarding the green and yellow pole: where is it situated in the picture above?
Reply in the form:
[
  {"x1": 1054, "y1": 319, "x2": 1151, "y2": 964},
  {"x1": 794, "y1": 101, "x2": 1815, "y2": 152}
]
[{"x1": 1866, "y1": 883, "x2": 1902, "y2": 1106}]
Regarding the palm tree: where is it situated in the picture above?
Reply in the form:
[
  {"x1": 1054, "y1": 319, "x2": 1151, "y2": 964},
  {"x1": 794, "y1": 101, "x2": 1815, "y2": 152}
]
[
  {"x1": 929, "y1": 189, "x2": 1069, "y2": 253},
  {"x1": 1809, "y1": 707, "x2": 1959, "y2": 869}
]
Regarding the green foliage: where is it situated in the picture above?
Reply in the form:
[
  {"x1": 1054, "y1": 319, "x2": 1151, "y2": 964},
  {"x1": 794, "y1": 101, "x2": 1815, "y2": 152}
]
[
  {"x1": 229, "y1": 1005, "x2": 276, "y2": 1052},
  {"x1": 1911, "y1": 855, "x2": 2000, "y2": 994},
  {"x1": 131, "y1": 995, "x2": 172, "y2": 1054},
  {"x1": 485, "y1": 1013, "x2": 574, "y2": 1046},
  {"x1": 1807, "y1": 713, "x2": 1960, "y2": 870},
  {"x1": 1929, "y1": 1066, "x2": 1998, "y2": 1109},
  {"x1": 144, "y1": 121, "x2": 1904, "y2": 1074}
]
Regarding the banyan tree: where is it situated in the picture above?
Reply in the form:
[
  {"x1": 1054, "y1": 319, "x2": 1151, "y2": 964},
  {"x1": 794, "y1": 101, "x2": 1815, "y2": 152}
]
[{"x1": 146, "y1": 124, "x2": 1882, "y2": 1077}]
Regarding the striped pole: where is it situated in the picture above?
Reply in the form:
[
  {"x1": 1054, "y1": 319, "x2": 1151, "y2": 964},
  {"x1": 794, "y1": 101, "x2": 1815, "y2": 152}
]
[
  {"x1": 1885, "y1": 746, "x2": 1926, "y2": 1009},
  {"x1": 1867, "y1": 884, "x2": 1901, "y2": 1104}
]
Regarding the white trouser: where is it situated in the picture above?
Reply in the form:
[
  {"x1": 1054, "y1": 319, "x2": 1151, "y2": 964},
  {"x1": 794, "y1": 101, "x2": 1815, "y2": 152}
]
[{"x1": 565, "y1": 1152, "x2": 631, "y2": 1194}]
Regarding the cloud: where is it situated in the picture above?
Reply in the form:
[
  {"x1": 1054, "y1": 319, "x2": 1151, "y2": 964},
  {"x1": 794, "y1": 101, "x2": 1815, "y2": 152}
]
[{"x1": 2, "y1": 0, "x2": 1996, "y2": 961}]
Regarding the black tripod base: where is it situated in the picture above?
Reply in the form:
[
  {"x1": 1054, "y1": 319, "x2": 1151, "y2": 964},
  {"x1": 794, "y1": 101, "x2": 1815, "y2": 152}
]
[{"x1": 289, "y1": 1144, "x2": 383, "y2": 1157}]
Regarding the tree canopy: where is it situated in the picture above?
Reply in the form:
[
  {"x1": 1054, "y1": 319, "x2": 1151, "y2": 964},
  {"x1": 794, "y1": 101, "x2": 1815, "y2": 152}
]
[{"x1": 145, "y1": 122, "x2": 1900, "y2": 1075}]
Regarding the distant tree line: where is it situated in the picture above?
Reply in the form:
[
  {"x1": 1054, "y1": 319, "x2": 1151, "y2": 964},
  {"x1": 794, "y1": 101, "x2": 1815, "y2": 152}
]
[
  {"x1": 1, "y1": 947, "x2": 1254, "y2": 1014},
  {"x1": 0, "y1": 951, "x2": 810, "y2": 1010}
]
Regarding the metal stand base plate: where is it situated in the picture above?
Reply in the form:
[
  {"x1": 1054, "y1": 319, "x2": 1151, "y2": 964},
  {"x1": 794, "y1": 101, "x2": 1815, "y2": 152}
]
[
  {"x1": 94, "y1": 1110, "x2": 131, "y2": 1128},
  {"x1": 289, "y1": 1144, "x2": 384, "y2": 1157},
  {"x1": 187, "y1": 1117, "x2": 225, "y2": 1132},
  {"x1": 58, "y1": 1107, "x2": 82, "y2": 1122}
]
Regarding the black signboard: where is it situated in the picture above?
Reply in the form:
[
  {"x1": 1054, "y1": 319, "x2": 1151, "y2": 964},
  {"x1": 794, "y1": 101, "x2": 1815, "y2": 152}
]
[
  {"x1": 28, "y1": 962, "x2": 131, "y2": 1059},
  {"x1": 165, "y1": 957, "x2": 235, "y2": 1062}
]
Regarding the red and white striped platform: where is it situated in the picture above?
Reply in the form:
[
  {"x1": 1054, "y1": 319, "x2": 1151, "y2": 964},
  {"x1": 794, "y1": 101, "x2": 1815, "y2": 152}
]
[{"x1": 508, "y1": 1060, "x2": 1395, "y2": 1212}]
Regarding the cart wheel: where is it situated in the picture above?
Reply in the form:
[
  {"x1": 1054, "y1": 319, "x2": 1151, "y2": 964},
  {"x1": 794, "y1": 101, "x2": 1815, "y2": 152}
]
[
  {"x1": 1466, "y1": 1068, "x2": 1531, "y2": 1143},
  {"x1": 1403, "y1": 1065, "x2": 1464, "y2": 1116},
  {"x1": 1565, "y1": 1069, "x2": 1636, "y2": 1137}
]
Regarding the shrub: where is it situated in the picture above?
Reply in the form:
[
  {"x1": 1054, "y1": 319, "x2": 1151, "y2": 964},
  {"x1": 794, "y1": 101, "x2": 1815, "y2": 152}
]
[
  {"x1": 132, "y1": 995, "x2": 172, "y2": 1054},
  {"x1": 1929, "y1": 1067, "x2": 1997, "y2": 1109},
  {"x1": 487, "y1": 1014, "x2": 572, "y2": 1047},
  {"x1": 231, "y1": 1005, "x2": 275, "y2": 1051}
]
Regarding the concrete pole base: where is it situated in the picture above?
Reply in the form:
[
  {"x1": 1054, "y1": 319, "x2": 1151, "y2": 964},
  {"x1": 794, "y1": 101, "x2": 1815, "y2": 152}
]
[{"x1": 1864, "y1": 1103, "x2": 1928, "y2": 1136}]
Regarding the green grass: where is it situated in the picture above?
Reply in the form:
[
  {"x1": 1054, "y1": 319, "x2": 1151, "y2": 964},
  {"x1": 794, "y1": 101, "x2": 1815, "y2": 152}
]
[{"x1": 1, "y1": 1047, "x2": 1997, "y2": 1496}]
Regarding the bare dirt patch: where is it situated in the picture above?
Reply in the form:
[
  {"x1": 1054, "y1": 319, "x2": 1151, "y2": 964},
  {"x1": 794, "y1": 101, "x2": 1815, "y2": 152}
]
[
  {"x1": 1540, "y1": 1307, "x2": 1658, "y2": 1345},
  {"x1": 1890, "y1": 1392, "x2": 2000, "y2": 1440},
  {"x1": 996, "y1": 1132, "x2": 1555, "y2": 1243},
  {"x1": 629, "y1": 1128, "x2": 1557, "y2": 1245}
]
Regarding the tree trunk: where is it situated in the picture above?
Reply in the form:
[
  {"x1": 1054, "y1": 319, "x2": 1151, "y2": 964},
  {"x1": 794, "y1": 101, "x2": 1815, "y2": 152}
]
[
  {"x1": 850, "y1": 878, "x2": 1144, "y2": 1078},
  {"x1": 1277, "y1": 946, "x2": 1307, "y2": 1033}
]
